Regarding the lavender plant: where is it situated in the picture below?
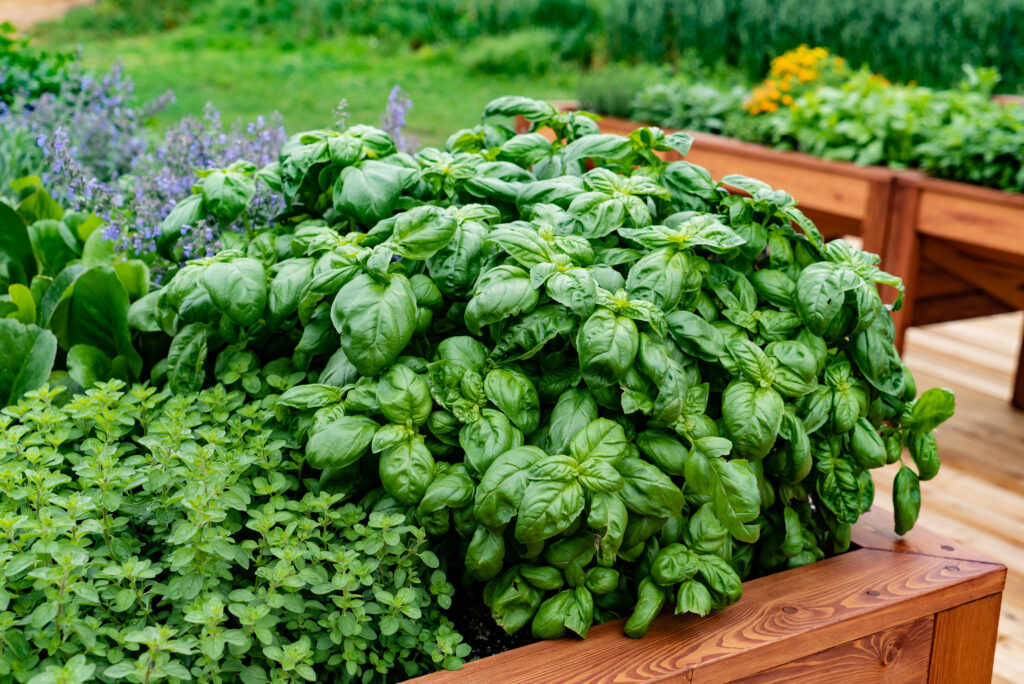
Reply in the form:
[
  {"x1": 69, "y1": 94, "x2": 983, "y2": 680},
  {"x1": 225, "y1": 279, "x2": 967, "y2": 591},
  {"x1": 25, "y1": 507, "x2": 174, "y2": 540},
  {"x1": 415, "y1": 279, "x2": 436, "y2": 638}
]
[{"x1": 381, "y1": 85, "x2": 417, "y2": 154}]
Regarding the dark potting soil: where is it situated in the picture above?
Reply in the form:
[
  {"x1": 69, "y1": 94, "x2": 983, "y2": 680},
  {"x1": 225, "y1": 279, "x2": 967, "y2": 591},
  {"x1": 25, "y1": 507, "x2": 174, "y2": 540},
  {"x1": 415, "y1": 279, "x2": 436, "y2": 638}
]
[{"x1": 446, "y1": 589, "x2": 537, "y2": 658}]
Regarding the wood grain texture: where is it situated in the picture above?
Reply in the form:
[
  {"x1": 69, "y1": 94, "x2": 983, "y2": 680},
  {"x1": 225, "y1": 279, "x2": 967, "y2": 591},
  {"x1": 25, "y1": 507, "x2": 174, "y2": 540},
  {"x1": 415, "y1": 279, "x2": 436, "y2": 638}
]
[
  {"x1": 415, "y1": 548, "x2": 1003, "y2": 684},
  {"x1": 928, "y1": 594, "x2": 1003, "y2": 684},
  {"x1": 883, "y1": 176, "x2": 923, "y2": 351},
  {"x1": 915, "y1": 189, "x2": 1024, "y2": 258},
  {"x1": 734, "y1": 616, "x2": 934, "y2": 683},
  {"x1": 852, "y1": 507, "x2": 1000, "y2": 565}
]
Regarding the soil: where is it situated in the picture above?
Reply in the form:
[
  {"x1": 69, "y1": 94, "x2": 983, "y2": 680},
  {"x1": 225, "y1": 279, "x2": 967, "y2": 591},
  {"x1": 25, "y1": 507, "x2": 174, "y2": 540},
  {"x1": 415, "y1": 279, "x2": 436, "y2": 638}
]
[
  {"x1": 447, "y1": 589, "x2": 537, "y2": 659},
  {"x1": 1, "y1": 0, "x2": 94, "y2": 29}
]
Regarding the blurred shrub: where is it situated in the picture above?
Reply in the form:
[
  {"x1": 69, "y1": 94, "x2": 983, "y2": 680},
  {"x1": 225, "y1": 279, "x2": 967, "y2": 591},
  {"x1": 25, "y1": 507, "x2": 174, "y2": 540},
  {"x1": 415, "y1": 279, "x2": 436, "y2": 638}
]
[
  {"x1": 632, "y1": 82, "x2": 747, "y2": 134},
  {"x1": 0, "y1": 22, "x2": 77, "y2": 105},
  {"x1": 465, "y1": 29, "x2": 561, "y2": 77},
  {"x1": 578, "y1": 64, "x2": 664, "y2": 118}
]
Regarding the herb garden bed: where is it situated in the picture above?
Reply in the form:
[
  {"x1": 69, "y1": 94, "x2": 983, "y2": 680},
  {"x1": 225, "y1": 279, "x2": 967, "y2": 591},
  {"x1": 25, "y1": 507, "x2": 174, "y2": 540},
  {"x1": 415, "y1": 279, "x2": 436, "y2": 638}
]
[{"x1": 414, "y1": 507, "x2": 1005, "y2": 684}]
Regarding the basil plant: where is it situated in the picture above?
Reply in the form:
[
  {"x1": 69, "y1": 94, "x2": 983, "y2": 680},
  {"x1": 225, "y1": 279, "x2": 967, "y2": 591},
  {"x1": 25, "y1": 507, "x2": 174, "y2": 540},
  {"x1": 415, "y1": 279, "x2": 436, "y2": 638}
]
[{"x1": 134, "y1": 97, "x2": 954, "y2": 640}]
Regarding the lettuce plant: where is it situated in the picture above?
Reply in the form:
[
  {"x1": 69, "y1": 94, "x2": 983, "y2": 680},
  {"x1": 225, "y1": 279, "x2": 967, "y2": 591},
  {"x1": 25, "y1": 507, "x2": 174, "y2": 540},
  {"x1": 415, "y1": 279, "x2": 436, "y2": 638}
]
[
  {"x1": 132, "y1": 97, "x2": 954, "y2": 641},
  {"x1": 0, "y1": 381, "x2": 468, "y2": 681}
]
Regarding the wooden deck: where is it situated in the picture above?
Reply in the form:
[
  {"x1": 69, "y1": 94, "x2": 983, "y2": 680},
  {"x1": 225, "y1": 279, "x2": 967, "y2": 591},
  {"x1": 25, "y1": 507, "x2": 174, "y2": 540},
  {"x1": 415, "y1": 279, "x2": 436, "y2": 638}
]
[{"x1": 873, "y1": 312, "x2": 1024, "y2": 683}]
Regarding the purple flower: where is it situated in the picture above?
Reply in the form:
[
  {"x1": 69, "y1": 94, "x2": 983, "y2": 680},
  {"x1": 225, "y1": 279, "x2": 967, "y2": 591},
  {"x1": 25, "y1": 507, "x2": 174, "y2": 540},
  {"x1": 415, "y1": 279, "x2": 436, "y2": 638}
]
[{"x1": 381, "y1": 86, "x2": 418, "y2": 154}]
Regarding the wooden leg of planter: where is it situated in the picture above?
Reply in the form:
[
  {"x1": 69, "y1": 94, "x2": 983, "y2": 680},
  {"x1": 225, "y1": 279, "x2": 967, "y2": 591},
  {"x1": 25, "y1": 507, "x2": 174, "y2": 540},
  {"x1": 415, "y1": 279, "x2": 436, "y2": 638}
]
[
  {"x1": 862, "y1": 178, "x2": 894, "y2": 257},
  {"x1": 1013, "y1": 330, "x2": 1024, "y2": 411},
  {"x1": 927, "y1": 593, "x2": 1002, "y2": 683},
  {"x1": 884, "y1": 181, "x2": 921, "y2": 353}
]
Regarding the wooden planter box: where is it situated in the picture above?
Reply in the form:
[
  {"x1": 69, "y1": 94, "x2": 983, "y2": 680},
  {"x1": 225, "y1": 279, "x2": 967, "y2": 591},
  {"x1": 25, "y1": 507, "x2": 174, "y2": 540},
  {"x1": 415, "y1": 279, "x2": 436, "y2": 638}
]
[
  {"x1": 412, "y1": 508, "x2": 1004, "y2": 684},
  {"x1": 884, "y1": 172, "x2": 1024, "y2": 407},
  {"x1": 587, "y1": 114, "x2": 897, "y2": 256}
]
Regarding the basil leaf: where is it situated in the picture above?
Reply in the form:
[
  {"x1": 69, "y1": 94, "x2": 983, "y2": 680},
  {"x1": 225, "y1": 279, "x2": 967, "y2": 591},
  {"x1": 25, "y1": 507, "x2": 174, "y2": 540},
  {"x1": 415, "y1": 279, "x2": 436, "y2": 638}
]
[
  {"x1": 334, "y1": 273, "x2": 416, "y2": 377},
  {"x1": 306, "y1": 416, "x2": 378, "y2": 469}
]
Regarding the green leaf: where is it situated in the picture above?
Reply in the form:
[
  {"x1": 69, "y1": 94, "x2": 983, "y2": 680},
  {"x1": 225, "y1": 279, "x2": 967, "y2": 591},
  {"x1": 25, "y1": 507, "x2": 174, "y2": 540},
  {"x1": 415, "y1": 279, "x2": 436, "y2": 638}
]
[
  {"x1": 0, "y1": 320, "x2": 57, "y2": 405},
  {"x1": 893, "y1": 465, "x2": 921, "y2": 535},
  {"x1": 577, "y1": 308, "x2": 638, "y2": 388},
  {"x1": 7, "y1": 283, "x2": 35, "y2": 324},
  {"x1": 547, "y1": 388, "x2": 598, "y2": 454},
  {"x1": 568, "y1": 418, "x2": 628, "y2": 464},
  {"x1": 67, "y1": 344, "x2": 112, "y2": 389},
  {"x1": 465, "y1": 527, "x2": 505, "y2": 581},
  {"x1": 277, "y1": 384, "x2": 346, "y2": 410},
  {"x1": 484, "y1": 368, "x2": 540, "y2": 434},
  {"x1": 268, "y1": 259, "x2": 314, "y2": 322},
  {"x1": 721, "y1": 381, "x2": 784, "y2": 461},
  {"x1": 201, "y1": 169, "x2": 256, "y2": 224},
  {"x1": 390, "y1": 205, "x2": 457, "y2": 260},
  {"x1": 908, "y1": 431, "x2": 941, "y2": 481},
  {"x1": 158, "y1": 194, "x2": 204, "y2": 251},
  {"x1": 515, "y1": 478, "x2": 586, "y2": 543},
  {"x1": 334, "y1": 273, "x2": 417, "y2": 377},
  {"x1": 676, "y1": 579, "x2": 713, "y2": 617},
  {"x1": 464, "y1": 265, "x2": 539, "y2": 335},
  {"x1": 615, "y1": 458, "x2": 684, "y2": 518},
  {"x1": 167, "y1": 323, "x2": 209, "y2": 394},
  {"x1": 307, "y1": 416, "x2": 378, "y2": 469},
  {"x1": 379, "y1": 435, "x2": 435, "y2": 505},
  {"x1": 908, "y1": 388, "x2": 955, "y2": 434},
  {"x1": 475, "y1": 446, "x2": 546, "y2": 528},
  {"x1": 0, "y1": 200, "x2": 33, "y2": 282},
  {"x1": 201, "y1": 258, "x2": 268, "y2": 327},
  {"x1": 66, "y1": 266, "x2": 138, "y2": 374},
  {"x1": 666, "y1": 310, "x2": 725, "y2": 362},
  {"x1": 684, "y1": 442, "x2": 761, "y2": 543},
  {"x1": 335, "y1": 160, "x2": 411, "y2": 224},
  {"x1": 459, "y1": 409, "x2": 523, "y2": 475},
  {"x1": 29, "y1": 219, "x2": 80, "y2": 276},
  {"x1": 378, "y1": 365, "x2": 432, "y2": 426}
]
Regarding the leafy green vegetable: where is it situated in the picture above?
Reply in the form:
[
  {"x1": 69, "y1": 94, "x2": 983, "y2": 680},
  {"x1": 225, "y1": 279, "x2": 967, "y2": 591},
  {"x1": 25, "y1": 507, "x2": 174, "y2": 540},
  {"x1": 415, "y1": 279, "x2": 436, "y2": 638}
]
[{"x1": 131, "y1": 97, "x2": 952, "y2": 644}]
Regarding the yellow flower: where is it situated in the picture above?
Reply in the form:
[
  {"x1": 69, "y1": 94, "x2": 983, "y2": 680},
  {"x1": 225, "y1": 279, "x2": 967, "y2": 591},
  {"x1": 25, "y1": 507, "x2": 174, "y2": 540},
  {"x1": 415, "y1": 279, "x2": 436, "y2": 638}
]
[{"x1": 781, "y1": 94, "x2": 794, "y2": 105}]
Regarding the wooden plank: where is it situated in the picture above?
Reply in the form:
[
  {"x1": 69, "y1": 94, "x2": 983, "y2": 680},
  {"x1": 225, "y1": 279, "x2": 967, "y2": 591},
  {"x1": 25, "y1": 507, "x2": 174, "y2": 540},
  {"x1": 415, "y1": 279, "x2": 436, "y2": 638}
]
[
  {"x1": 929, "y1": 594, "x2": 1003, "y2": 683},
  {"x1": 416, "y1": 550, "x2": 1003, "y2": 684},
  {"x1": 885, "y1": 179, "x2": 923, "y2": 350},
  {"x1": 916, "y1": 189, "x2": 1024, "y2": 259},
  {"x1": 912, "y1": 292, "x2": 1015, "y2": 326},
  {"x1": 862, "y1": 179, "x2": 895, "y2": 256},
  {"x1": 922, "y1": 241, "x2": 1024, "y2": 311},
  {"x1": 685, "y1": 144, "x2": 872, "y2": 220},
  {"x1": 914, "y1": 258, "x2": 974, "y2": 298},
  {"x1": 734, "y1": 616, "x2": 933, "y2": 683},
  {"x1": 851, "y1": 507, "x2": 1001, "y2": 565},
  {"x1": 1015, "y1": 328, "x2": 1024, "y2": 411}
]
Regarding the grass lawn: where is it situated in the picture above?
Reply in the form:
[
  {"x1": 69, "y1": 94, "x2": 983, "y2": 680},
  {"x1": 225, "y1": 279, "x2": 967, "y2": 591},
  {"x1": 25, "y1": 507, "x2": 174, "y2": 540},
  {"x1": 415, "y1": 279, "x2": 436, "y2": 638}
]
[{"x1": 59, "y1": 28, "x2": 579, "y2": 145}]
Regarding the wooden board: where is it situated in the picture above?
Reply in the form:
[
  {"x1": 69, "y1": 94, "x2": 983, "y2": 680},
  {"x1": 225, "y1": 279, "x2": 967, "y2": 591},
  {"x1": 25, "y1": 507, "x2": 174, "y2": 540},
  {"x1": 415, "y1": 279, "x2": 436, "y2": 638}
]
[
  {"x1": 413, "y1": 508, "x2": 1005, "y2": 684},
  {"x1": 929, "y1": 594, "x2": 1003, "y2": 684},
  {"x1": 916, "y1": 189, "x2": 1024, "y2": 259},
  {"x1": 734, "y1": 616, "x2": 934, "y2": 683}
]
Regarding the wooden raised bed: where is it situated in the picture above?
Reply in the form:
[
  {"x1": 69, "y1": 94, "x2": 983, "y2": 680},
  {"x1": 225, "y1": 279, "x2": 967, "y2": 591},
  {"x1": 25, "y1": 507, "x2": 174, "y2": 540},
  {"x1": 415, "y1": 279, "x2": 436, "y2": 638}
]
[
  {"x1": 884, "y1": 172, "x2": 1024, "y2": 407},
  {"x1": 413, "y1": 507, "x2": 1004, "y2": 683}
]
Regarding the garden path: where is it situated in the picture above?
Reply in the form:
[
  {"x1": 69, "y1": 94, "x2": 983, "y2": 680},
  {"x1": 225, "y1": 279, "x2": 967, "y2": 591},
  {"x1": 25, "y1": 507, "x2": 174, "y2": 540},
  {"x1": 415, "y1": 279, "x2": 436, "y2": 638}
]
[
  {"x1": 873, "y1": 311, "x2": 1024, "y2": 683},
  {"x1": 0, "y1": 0, "x2": 93, "y2": 28}
]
